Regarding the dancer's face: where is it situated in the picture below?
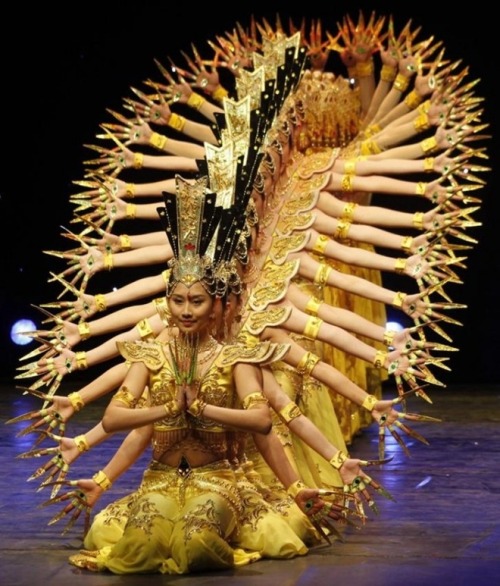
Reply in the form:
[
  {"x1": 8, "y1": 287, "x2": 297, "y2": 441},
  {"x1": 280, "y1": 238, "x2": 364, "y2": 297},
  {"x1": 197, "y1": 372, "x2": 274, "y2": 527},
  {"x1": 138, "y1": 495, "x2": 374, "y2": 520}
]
[{"x1": 168, "y1": 282, "x2": 214, "y2": 337}]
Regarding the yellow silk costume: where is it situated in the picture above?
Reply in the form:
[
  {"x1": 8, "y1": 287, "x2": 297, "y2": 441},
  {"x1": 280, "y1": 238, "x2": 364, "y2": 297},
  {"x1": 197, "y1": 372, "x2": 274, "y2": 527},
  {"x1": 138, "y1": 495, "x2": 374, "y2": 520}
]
[{"x1": 82, "y1": 338, "x2": 313, "y2": 574}]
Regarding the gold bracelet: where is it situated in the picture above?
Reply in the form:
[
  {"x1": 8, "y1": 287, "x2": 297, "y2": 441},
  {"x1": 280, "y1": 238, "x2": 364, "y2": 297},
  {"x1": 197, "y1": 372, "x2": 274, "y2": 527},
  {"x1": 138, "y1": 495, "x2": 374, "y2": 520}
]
[
  {"x1": 188, "y1": 398, "x2": 206, "y2": 418},
  {"x1": 414, "y1": 113, "x2": 430, "y2": 131},
  {"x1": 168, "y1": 113, "x2": 186, "y2": 132},
  {"x1": 373, "y1": 350, "x2": 388, "y2": 369},
  {"x1": 343, "y1": 159, "x2": 356, "y2": 174},
  {"x1": 163, "y1": 400, "x2": 181, "y2": 418},
  {"x1": 401, "y1": 236, "x2": 413, "y2": 253},
  {"x1": 404, "y1": 89, "x2": 423, "y2": 109},
  {"x1": 360, "y1": 139, "x2": 381, "y2": 155},
  {"x1": 278, "y1": 402, "x2": 302, "y2": 424},
  {"x1": 421, "y1": 136, "x2": 438, "y2": 154},
  {"x1": 75, "y1": 351, "x2": 88, "y2": 370},
  {"x1": 94, "y1": 293, "x2": 107, "y2": 312},
  {"x1": 125, "y1": 183, "x2": 135, "y2": 197},
  {"x1": 423, "y1": 157, "x2": 435, "y2": 172},
  {"x1": 77, "y1": 322, "x2": 91, "y2": 340},
  {"x1": 286, "y1": 479, "x2": 308, "y2": 499},
  {"x1": 133, "y1": 152, "x2": 144, "y2": 169},
  {"x1": 149, "y1": 132, "x2": 167, "y2": 150},
  {"x1": 104, "y1": 251, "x2": 113, "y2": 270},
  {"x1": 303, "y1": 316, "x2": 323, "y2": 340},
  {"x1": 125, "y1": 203, "x2": 137, "y2": 219},
  {"x1": 341, "y1": 202, "x2": 358, "y2": 222},
  {"x1": 393, "y1": 73, "x2": 410, "y2": 92},
  {"x1": 120, "y1": 234, "x2": 131, "y2": 250},
  {"x1": 92, "y1": 470, "x2": 112, "y2": 491},
  {"x1": 356, "y1": 60, "x2": 374, "y2": 77},
  {"x1": 68, "y1": 391, "x2": 84, "y2": 412},
  {"x1": 305, "y1": 296, "x2": 321, "y2": 316},
  {"x1": 361, "y1": 394, "x2": 378, "y2": 412},
  {"x1": 418, "y1": 101, "x2": 430, "y2": 115},
  {"x1": 187, "y1": 92, "x2": 206, "y2": 110},
  {"x1": 313, "y1": 263, "x2": 331, "y2": 287},
  {"x1": 415, "y1": 182, "x2": 427, "y2": 196},
  {"x1": 340, "y1": 174, "x2": 353, "y2": 192},
  {"x1": 394, "y1": 258, "x2": 407, "y2": 274},
  {"x1": 329, "y1": 450, "x2": 348, "y2": 470},
  {"x1": 383, "y1": 330, "x2": 396, "y2": 347},
  {"x1": 212, "y1": 84, "x2": 228, "y2": 102},
  {"x1": 74, "y1": 434, "x2": 90, "y2": 453},
  {"x1": 296, "y1": 351, "x2": 320, "y2": 376},
  {"x1": 392, "y1": 291, "x2": 407, "y2": 308},
  {"x1": 413, "y1": 212, "x2": 424, "y2": 230},
  {"x1": 312, "y1": 234, "x2": 329, "y2": 256},
  {"x1": 334, "y1": 219, "x2": 351, "y2": 241},
  {"x1": 380, "y1": 64, "x2": 397, "y2": 82}
]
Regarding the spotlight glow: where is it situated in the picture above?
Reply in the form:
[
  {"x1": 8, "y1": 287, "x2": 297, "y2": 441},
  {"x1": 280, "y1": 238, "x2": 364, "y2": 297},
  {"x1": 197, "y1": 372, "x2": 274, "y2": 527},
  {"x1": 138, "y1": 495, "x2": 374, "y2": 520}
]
[{"x1": 10, "y1": 319, "x2": 36, "y2": 346}]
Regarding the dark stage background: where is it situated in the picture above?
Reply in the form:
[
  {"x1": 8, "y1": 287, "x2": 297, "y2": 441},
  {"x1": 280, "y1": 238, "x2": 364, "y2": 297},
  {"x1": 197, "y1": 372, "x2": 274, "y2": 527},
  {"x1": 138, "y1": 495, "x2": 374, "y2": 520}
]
[{"x1": 1, "y1": 2, "x2": 498, "y2": 385}]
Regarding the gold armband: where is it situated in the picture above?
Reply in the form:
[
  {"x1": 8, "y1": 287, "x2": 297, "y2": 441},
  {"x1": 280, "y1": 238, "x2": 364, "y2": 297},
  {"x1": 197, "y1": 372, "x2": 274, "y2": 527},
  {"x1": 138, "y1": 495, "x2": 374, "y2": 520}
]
[
  {"x1": 334, "y1": 219, "x2": 351, "y2": 241},
  {"x1": 68, "y1": 391, "x2": 84, "y2": 412},
  {"x1": 133, "y1": 152, "x2": 144, "y2": 169},
  {"x1": 149, "y1": 132, "x2": 167, "y2": 150},
  {"x1": 341, "y1": 202, "x2": 358, "y2": 222},
  {"x1": 94, "y1": 293, "x2": 107, "y2": 312},
  {"x1": 312, "y1": 234, "x2": 329, "y2": 256},
  {"x1": 278, "y1": 401, "x2": 302, "y2": 424},
  {"x1": 421, "y1": 136, "x2": 438, "y2": 154},
  {"x1": 242, "y1": 392, "x2": 269, "y2": 409},
  {"x1": 394, "y1": 258, "x2": 407, "y2": 274},
  {"x1": 392, "y1": 291, "x2": 407, "y2": 308},
  {"x1": 77, "y1": 322, "x2": 91, "y2": 341},
  {"x1": 383, "y1": 330, "x2": 396, "y2": 347},
  {"x1": 136, "y1": 318, "x2": 154, "y2": 339},
  {"x1": 75, "y1": 351, "x2": 88, "y2": 370},
  {"x1": 404, "y1": 89, "x2": 423, "y2": 109},
  {"x1": 313, "y1": 263, "x2": 331, "y2": 287},
  {"x1": 212, "y1": 84, "x2": 228, "y2": 102},
  {"x1": 329, "y1": 450, "x2": 348, "y2": 470},
  {"x1": 119, "y1": 234, "x2": 132, "y2": 250},
  {"x1": 168, "y1": 113, "x2": 186, "y2": 132},
  {"x1": 361, "y1": 394, "x2": 378, "y2": 412},
  {"x1": 125, "y1": 183, "x2": 135, "y2": 198},
  {"x1": 356, "y1": 60, "x2": 374, "y2": 77},
  {"x1": 414, "y1": 113, "x2": 430, "y2": 132},
  {"x1": 74, "y1": 434, "x2": 90, "y2": 453},
  {"x1": 104, "y1": 251, "x2": 113, "y2": 270},
  {"x1": 187, "y1": 92, "x2": 206, "y2": 110},
  {"x1": 423, "y1": 157, "x2": 434, "y2": 172},
  {"x1": 286, "y1": 479, "x2": 308, "y2": 499},
  {"x1": 305, "y1": 296, "x2": 321, "y2": 316},
  {"x1": 113, "y1": 385, "x2": 137, "y2": 408},
  {"x1": 413, "y1": 211, "x2": 424, "y2": 230},
  {"x1": 296, "y1": 351, "x2": 320, "y2": 376},
  {"x1": 92, "y1": 470, "x2": 112, "y2": 491},
  {"x1": 364, "y1": 123, "x2": 381, "y2": 137},
  {"x1": 380, "y1": 64, "x2": 397, "y2": 82},
  {"x1": 373, "y1": 350, "x2": 388, "y2": 369},
  {"x1": 188, "y1": 398, "x2": 206, "y2": 418},
  {"x1": 401, "y1": 236, "x2": 413, "y2": 253},
  {"x1": 125, "y1": 203, "x2": 137, "y2": 219},
  {"x1": 393, "y1": 73, "x2": 410, "y2": 92},
  {"x1": 303, "y1": 315, "x2": 323, "y2": 340}
]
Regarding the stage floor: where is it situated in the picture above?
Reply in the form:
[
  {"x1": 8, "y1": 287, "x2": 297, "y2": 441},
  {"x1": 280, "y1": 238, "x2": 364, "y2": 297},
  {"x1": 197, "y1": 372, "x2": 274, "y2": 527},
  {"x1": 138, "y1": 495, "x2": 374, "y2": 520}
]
[{"x1": 2, "y1": 379, "x2": 499, "y2": 586}]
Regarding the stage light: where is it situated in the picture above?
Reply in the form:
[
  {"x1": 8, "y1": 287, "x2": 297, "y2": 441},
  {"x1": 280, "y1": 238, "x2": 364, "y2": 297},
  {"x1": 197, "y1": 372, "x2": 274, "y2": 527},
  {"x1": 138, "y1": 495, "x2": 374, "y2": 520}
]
[
  {"x1": 10, "y1": 319, "x2": 36, "y2": 346},
  {"x1": 386, "y1": 320, "x2": 404, "y2": 332}
]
